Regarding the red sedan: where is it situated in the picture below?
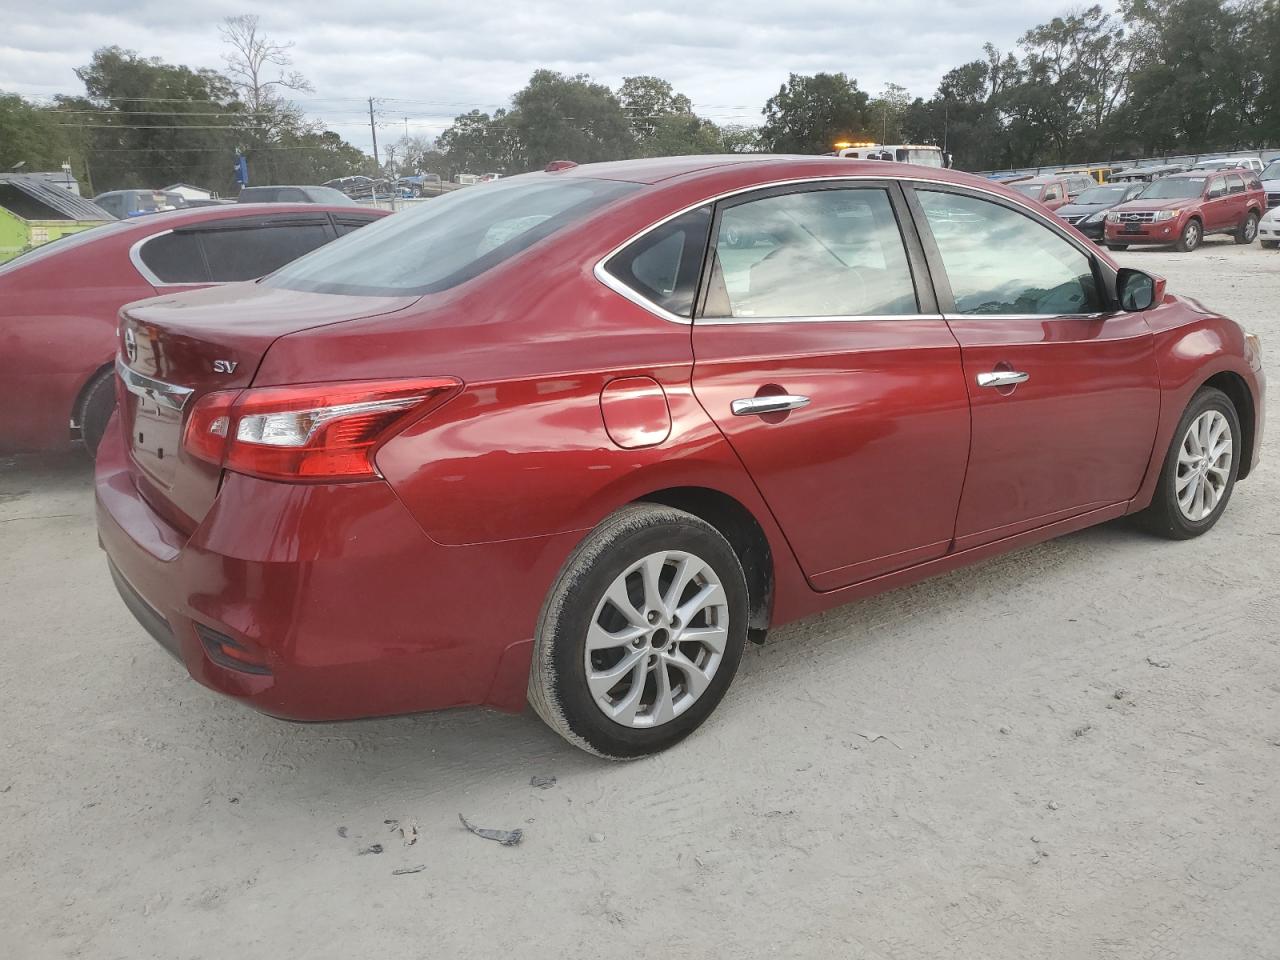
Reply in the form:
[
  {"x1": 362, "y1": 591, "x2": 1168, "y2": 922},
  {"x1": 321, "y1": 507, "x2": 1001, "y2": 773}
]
[
  {"x1": 0, "y1": 203, "x2": 386, "y2": 455},
  {"x1": 96, "y1": 156, "x2": 1265, "y2": 758}
]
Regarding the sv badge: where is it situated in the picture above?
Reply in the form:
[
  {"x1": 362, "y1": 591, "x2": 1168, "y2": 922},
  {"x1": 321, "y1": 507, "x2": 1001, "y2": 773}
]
[{"x1": 212, "y1": 359, "x2": 239, "y2": 374}]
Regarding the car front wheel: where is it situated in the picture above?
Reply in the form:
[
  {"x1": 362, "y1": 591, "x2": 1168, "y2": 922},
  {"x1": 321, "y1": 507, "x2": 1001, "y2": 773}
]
[
  {"x1": 1175, "y1": 218, "x2": 1202, "y2": 252},
  {"x1": 529, "y1": 504, "x2": 749, "y2": 758},
  {"x1": 1138, "y1": 386, "x2": 1241, "y2": 539}
]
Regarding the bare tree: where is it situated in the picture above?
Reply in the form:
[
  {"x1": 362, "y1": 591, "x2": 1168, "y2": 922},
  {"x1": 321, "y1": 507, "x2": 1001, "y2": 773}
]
[{"x1": 219, "y1": 15, "x2": 313, "y2": 115}]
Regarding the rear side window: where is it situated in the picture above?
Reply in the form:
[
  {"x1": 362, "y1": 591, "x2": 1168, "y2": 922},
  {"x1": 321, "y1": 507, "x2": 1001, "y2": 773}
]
[
  {"x1": 603, "y1": 207, "x2": 710, "y2": 318},
  {"x1": 137, "y1": 231, "x2": 209, "y2": 283},
  {"x1": 267, "y1": 177, "x2": 639, "y2": 296},
  {"x1": 198, "y1": 221, "x2": 334, "y2": 281},
  {"x1": 1226, "y1": 174, "x2": 1246, "y2": 194},
  {"x1": 333, "y1": 215, "x2": 377, "y2": 236},
  {"x1": 701, "y1": 187, "x2": 918, "y2": 319}
]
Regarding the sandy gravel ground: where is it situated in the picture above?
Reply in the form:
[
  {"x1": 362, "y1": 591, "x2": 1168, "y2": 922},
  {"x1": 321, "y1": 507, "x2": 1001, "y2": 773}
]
[{"x1": 2, "y1": 239, "x2": 1278, "y2": 960}]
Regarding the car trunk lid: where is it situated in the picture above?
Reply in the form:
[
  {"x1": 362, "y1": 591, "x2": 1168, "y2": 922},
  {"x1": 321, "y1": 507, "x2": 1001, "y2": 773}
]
[{"x1": 116, "y1": 283, "x2": 418, "y2": 532}]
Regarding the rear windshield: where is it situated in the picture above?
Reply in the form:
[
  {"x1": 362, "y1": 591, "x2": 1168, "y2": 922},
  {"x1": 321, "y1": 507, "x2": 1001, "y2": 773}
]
[
  {"x1": 1138, "y1": 177, "x2": 1206, "y2": 199},
  {"x1": 266, "y1": 176, "x2": 640, "y2": 296},
  {"x1": 1262, "y1": 161, "x2": 1280, "y2": 181}
]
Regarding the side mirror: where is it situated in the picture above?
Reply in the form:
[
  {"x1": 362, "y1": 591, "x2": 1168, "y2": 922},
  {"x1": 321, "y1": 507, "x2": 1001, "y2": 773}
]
[{"x1": 1116, "y1": 267, "x2": 1165, "y2": 311}]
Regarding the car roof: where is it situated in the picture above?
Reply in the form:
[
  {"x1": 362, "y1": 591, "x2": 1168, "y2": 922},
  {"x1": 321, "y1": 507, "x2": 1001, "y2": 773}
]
[{"x1": 547, "y1": 154, "x2": 979, "y2": 187}]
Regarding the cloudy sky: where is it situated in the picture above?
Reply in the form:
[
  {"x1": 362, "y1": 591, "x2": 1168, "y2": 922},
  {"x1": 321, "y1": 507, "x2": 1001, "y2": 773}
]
[{"x1": 2, "y1": 0, "x2": 1075, "y2": 154}]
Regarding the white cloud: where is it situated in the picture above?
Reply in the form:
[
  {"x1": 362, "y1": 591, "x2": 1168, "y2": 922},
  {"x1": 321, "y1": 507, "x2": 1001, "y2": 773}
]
[{"x1": 0, "y1": 0, "x2": 1075, "y2": 153}]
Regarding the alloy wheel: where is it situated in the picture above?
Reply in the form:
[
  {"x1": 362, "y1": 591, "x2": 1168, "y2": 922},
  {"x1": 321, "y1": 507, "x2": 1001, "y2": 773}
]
[
  {"x1": 584, "y1": 550, "x2": 729, "y2": 728},
  {"x1": 1176, "y1": 410, "x2": 1232, "y2": 521}
]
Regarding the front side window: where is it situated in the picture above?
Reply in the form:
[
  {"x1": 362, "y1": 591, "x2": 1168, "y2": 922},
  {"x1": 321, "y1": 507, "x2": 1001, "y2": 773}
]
[
  {"x1": 916, "y1": 190, "x2": 1100, "y2": 316},
  {"x1": 603, "y1": 207, "x2": 710, "y2": 318},
  {"x1": 700, "y1": 187, "x2": 918, "y2": 319},
  {"x1": 199, "y1": 221, "x2": 334, "y2": 282},
  {"x1": 267, "y1": 177, "x2": 639, "y2": 296}
]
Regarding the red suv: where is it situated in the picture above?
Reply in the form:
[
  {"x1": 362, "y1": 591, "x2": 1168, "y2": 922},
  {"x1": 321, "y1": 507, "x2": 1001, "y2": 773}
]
[
  {"x1": 97, "y1": 157, "x2": 1265, "y2": 758},
  {"x1": 1007, "y1": 176, "x2": 1072, "y2": 210},
  {"x1": 1105, "y1": 169, "x2": 1265, "y2": 251}
]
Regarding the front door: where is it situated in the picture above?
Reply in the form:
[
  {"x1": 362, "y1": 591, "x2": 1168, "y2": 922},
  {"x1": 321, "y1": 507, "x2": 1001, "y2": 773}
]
[
  {"x1": 909, "y1": 186, "x2": 1162, "y2": 549},
  {"x1": 690, "y1": 183, "x2": 971, "y2": 590}
]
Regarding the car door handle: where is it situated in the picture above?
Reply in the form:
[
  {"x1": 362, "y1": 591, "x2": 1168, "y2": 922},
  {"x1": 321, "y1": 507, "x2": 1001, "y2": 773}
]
[
  {"x1": 731, "y1": 395, "x2": 811, "y2": 416},
  {"x1": 976, "y1": 370, "x2": 1030, "y2": 388}
]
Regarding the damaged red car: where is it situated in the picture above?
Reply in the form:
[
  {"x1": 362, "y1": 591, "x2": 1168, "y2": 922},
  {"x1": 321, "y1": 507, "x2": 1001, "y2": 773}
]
[{"x1": 97, "y1": 156, "x2": 1265, "y2": 758}]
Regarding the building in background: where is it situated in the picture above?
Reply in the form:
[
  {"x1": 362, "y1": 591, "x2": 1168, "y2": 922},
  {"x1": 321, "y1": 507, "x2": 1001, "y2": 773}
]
[
  {"x1": 162, "y1": 183, "x2": 219, "y2": 202},
  {"x1": 0, "y1": 175, "x2": 113, "y2": 263}
]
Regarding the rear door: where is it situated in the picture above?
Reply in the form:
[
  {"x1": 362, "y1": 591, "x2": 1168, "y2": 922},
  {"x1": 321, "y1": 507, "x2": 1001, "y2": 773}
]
[
  {"x1": 907, "y1": 184, "x2": 1160, "y2": 549},
  {"x1": 690, "y1": 181, "x2": 971, "y2": 590},
  {"x1": 1201, "y1": 176, "x2": 1231, "y2": 230}
]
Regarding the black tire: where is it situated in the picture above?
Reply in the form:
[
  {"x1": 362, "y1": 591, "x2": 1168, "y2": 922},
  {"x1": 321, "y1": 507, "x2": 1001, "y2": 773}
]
[
  {"x1": 1262, "y1": 239, "x2": 1279, "y2": 250},
  {"x1": 1137, "y1": 387, "x2": 1241, "y2": 540},
  {"x1": 1175, "y1": 218, "x2": 1202, "y2": 252},
  {"x1": 1106, "y1": 243, "x2": 1129, "y2": 251},
  {"x1": 529, "y1": 503, "x2": 749, "y2": 759},
  {"x1": 1235, "y1": 212, "x2": 1259, "y2": 245},
  {"x1": 76, "y1": 368, "x2": 117, "y2": 458}
]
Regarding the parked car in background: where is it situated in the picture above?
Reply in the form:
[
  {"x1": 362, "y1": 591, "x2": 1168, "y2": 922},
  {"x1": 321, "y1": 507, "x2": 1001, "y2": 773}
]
[
  {"x1": 0, "y1": 204, "x2": 387, "y2": 456},
  {"x1": 1054, "y1": 182, "x2": 1147, "y2": 240},
  {"x1": 1105, "y1": 170, "x2": 1265, "y2": 251},
  {"x1": 97, "y1": 156, "x2": 1263, "y2": 758},
  {"x1": 1259, "y1": 204, "x2": 1280, "y2": 249},
  {"x1": 1110, "y1": 163, "x2": 1188, "y2": 184},
  {"x1": 1260, "y1": 158, "x2": 1280, "y2": 211},
  {"x1": 93, "y1": 189, "x2": 180, "y2": 219},
  {"x1": 237, "y1": 185, "x2": 357, "y2": 205},
  {"x1": 1193, "y1": 157, "x2": 1265, "y2": 175},
  {"x1": 1008, "y1": 175, "x2": 1072, "y2": 209},
  {"x1": 1055, "y1": 166, "x2": 1116, "y2": 184}
]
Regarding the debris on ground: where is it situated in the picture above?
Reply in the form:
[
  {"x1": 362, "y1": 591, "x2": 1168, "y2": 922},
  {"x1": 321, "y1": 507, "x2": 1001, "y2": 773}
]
[
  {"x1": 530, "y1": 775, "x2": 557, "y2": 789},
  {"x1": 392, "y1": 864, "x2": 427, "y2": 876},
  {"x1": 1146, "y1": 657, "x2": 1171, "y2": 669},
  {"x1": 401, "y1": 820, "x2": 419, "y2": 846},
  {"x1": 999, "y1": 726, "x2": 1011, "y2": 735},
  {"x1": 1073, "y1": 724, "x2": 1092, "y2": 738},
  {"x1": 1114, "y1": 689, "x2": 1128, "y2": 700},
  {"x1": 1047, "y1": 800, "x2": 1061, "y2": 811},
  {"x1": 589, "y1": 832, "x2": 605, "y2": 843},
  {"x1": 336, "y1": 826, "x2": 348, "y2": 838},
  {"x1": 853, "y1": 729, "x2": 902, "y2": 749},
  {"x1": 458, "y1": 814, "x2": 522, "y2": 846},
  {"x1": 384, "y1": 818, "x2": 399, "y2": 830},
  {"x1": 358, "y1": 843, "x2": 384, "y2": 855}
]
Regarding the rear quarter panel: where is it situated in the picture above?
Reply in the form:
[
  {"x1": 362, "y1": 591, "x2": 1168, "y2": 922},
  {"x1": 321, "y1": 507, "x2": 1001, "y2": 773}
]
[{"x1": 0, "y1": 245, "x2": 154, "y2": 452}]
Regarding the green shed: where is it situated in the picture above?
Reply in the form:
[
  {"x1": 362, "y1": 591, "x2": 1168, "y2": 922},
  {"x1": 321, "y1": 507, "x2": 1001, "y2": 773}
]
[{"x1": 0, "y1": 175, "x2": 114, "y2": 263}]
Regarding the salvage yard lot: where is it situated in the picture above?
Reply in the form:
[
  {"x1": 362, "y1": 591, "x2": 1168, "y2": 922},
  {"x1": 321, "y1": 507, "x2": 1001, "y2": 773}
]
[{"x1": 2, "y1": 242, "x2": 1278, "y2": 959}]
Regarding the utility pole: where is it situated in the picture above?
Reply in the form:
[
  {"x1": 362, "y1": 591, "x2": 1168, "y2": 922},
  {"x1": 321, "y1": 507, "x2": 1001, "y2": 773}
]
[{"x1": 368, "y1": 97, "x2": 380, "y2": 168}]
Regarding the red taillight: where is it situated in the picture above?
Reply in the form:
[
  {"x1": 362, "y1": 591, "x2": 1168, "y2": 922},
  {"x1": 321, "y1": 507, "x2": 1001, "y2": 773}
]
[{"x1": 183, "y1": 378, "x2": 460, "y2": 482}]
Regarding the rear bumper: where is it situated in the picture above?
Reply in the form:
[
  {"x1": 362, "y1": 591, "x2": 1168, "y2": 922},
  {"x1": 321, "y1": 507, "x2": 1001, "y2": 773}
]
[{"x1": 94, "y1": 416, "x2": 560, "y2": 720}]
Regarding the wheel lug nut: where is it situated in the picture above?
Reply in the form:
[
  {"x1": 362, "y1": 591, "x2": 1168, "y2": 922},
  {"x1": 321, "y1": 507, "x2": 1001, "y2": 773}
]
[{"x1": 646, "y1": 610, "x2": 660, "y2": 624}]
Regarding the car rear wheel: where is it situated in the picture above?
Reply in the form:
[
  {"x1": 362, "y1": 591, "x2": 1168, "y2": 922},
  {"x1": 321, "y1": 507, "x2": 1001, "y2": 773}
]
[
  {"x1": 1235, "y1": 212, "x2": 1259, "y2": 244},
  {"x1": 1106, "y1": 243, "x2": 1129, "y2": 251},
  {"x1": 529, "y1": 503, "x2": 749, "y2": 759},
  {"x1": 1175, "y1": 218, "x2": 1202, "y2": 252},
  {"x1": 76, "y1": 367, "x2": 117, "y2": 458},
  {"x1": 1138, "y1": 387, "x2": 1240, "y2": 540}
]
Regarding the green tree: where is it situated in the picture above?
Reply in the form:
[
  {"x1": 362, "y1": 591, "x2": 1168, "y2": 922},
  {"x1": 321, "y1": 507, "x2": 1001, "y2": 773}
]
[
  {"x1": 437, "y1": 109, "x2": 521, "y2": 176},
  {"x1": 508, "y1": 70, "x2": 635, "y2": 170},
  {"x1": 867, "y1": 82, "x2": 912, "y2": 143},
  {"x1": 759, "y1": 73, "x2": 872, "y2": 153},
  {"x1": 617, "y1": 75, "x2": 694, "y2": 145},
  {"x1": 0, "y1": 93, "x2": 81, "y2": 173}
]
